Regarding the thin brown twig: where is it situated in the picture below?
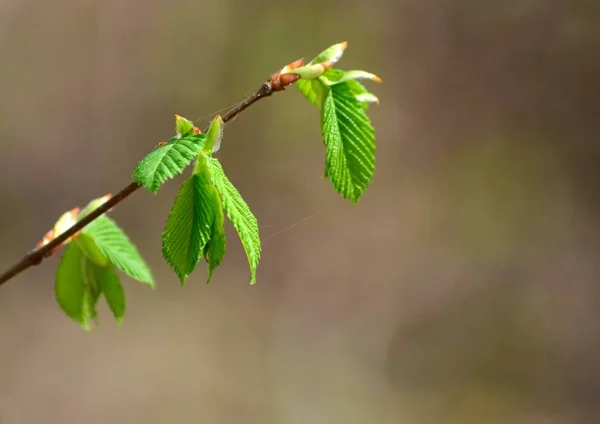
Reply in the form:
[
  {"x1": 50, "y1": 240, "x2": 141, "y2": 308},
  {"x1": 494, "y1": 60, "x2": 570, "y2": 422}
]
[{"x1": 0, "y1": 81, "x2": 276, "y2": 287}]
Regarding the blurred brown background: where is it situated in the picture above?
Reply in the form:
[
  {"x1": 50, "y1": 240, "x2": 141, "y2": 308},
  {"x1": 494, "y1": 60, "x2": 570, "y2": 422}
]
[{"x1": 1, "y1": 0, "x2": 599, "y2": 423}]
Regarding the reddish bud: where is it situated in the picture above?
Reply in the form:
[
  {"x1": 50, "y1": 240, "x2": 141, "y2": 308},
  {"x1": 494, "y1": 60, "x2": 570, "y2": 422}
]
[{"x1": 279, "y1": 73, "x2": 301, "y2": 86}]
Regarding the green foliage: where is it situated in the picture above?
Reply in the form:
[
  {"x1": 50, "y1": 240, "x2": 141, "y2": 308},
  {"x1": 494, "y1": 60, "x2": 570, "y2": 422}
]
[
  {"x1": 92, "y1": 262, "x2": 125, "y2": 325},
  {"x1": 321, "y1": 82, "x2": 376, "y2": 202},
  {"x1": 74, "y1": 233, "x2": 110, "y2": 267},
  {"x1": 208, "y1": 158, "x2": 261, "y2": 284},
  {"x1": 56, "y1": 243, "x2": 127, "y2": 330},
  {"x1": 160, "y1": 149, "x2": 260, "y2": 284},
  {"x1": 297, "y1": 79, "x2": 325, "y2": 108},
  {"x1": 204, "y1": 115, "x2": 224, "y2": 154},
  {"x1": 293, "y1": 44, "x2": 380, "y2": 202},
  {"x1": 82, "y1": 216, "x2": 154, "y2": 286},
  {"x1": 56, "y1": 243, "x2": 88, "y2": 327},
  {"x1": 162, "y1": 163, "x2": 220, "y2": 284},
  {"x1": 203, "y1": 202, "x2": 226, "y2": 284},
  {"x1": 175, "y1": 115, "x2": 195, "y2": 138},
  {"x1": 308, "y1": 41, "x2": 347, "y2": 66},
  {"x1": 133, "y1": 134, "x2": 207, "y2": 193},
  {"x1": 46, "y1": 41, "x2": 381, "y2": 330}
]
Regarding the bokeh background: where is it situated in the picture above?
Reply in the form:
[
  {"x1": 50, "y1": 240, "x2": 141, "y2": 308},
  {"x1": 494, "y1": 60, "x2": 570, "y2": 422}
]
[{"x1": 1, "y1": 0, "x2": 599, "y2": 423}]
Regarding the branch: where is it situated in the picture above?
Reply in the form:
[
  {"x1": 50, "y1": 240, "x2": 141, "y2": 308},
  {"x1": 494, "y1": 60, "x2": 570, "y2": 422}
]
[{"x1": 0, "y1": 81, "x2": 276, "y2": 287}]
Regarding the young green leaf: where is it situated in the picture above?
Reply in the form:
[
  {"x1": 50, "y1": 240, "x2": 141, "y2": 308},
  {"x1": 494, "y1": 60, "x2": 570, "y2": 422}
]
[
  {"x1": 74, "y1": 233, "x2": 109, "y2": 267},
  {"x1": 321, "y1": 69, "x2": 380, "y2": 110},
  {"x1": 88, "y1": 261, "x2": 126, "y2": 325},
  {"x1": 208, "y1": 158, "x2": 261, "y2": 284},
  {"x1": 203, "y1": 115, "x2": 224, "y2": 154},
  {"x1": 82, "y1": 216, "x2": 154, "y2": 287},
  {"x1": 175, "y1": 114, "x2": 195, "y2": 138},
  {"x1": 81, "y1": 258, "x2": 102, "y2": 325},
  {"x1": 162, "y1": 169, "x2": 218, "y2": 284},
  {"x1": 56, "y1": 244, "x2": 100, "y2": 330},
  {"x1": 299, "y1": 69, "x2": 380, "y2": 111},
  {"x1": 203, "y1": 199, "x2": 226, "y2": 284},
  {"x1": 321, "y1": 82, "x2": 376, "y2": 202},
  {"x1": 132, "y1": 134, "x2": 207, "y2": 194},
  {"x1": 297, "y1": 79, "x2": 326, "y2": 108},
  {"x1": 308, "y1": 41, "x2": 348, "y2": 66},
  {"x1": 55, "y1": 243, "x2": 87, "y2": 327}
]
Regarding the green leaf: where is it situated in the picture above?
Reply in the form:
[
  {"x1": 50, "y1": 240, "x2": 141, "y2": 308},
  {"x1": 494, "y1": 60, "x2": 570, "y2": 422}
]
[
  {"x1": 83, "y1": 216, "x2": 155, "y2": 287},
  {"x1": 175, "y1": 114, "x2": 194, "y2": 138},
  {"x1": 321, "y1": 69, "x2": 379, "y2": 110},
  {"x1": 81, "y1": 258, "x2": 102, "y2": 325},
  {"x1": 90, "y1": 262, "x2": 126, "y2": 325},
  {"x1": 203, "y1": 199, "x2": 226, "y2": 283},
  {"x1": 308, "y1": 41, "x2": 347, "y2": 66},
  {"x1": 204, "y1": 115, "x2": 224, "y2": 154},
  {"x1": 321, "y1": 82, "x2": 376, "y2": 202},
  {"x1": 162, "y1": 171, "x2": 217, "y2": 284},
  {"x1": 55, "y1": 244, "x2": 100, "y2": 330},
  {"x1": 208, "y1": 158, "x2": 261, "y2": 284},
  {"x1": 74, "y1": 233, "x2": 110, "y2": 266},
  {"x1": 55, "y1": 244, "x2": 86, "y2": 326},
  {"x1": 132, "y1": 134, "x2": 207, "y2": 194},
  {"x1": 297, "y1": 79, "x2": 326, "y2": 108}
]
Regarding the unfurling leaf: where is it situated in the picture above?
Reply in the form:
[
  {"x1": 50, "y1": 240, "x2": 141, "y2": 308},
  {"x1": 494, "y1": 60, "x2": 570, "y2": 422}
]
[
  {"x1": 208, "y1": 158, "x2": 261, "y2": 284},
  {"x1": 309, "y1": 41, "x2": 348, "y2": 66},
  {"x1": 321, "y1": 82, "x2": 376, "y2": 202},
  {"x1": 204, "y1": 115, "x2": 224, "y2": 154},
  {"x1": 203, "y1": 201, "x2": 226, "y2": 284},
  {"x1": 162, "y1": 163, "x2": 220, "y2": 284},
  {"x1": 55, "y1": 244, "x2": 87, "y2": 327},
  {"x1": 298, "y1": 68, "x2": 380, "y2": 111},
  {"x1": 133, "y1": 133, "x2": 207, "y2": 193},
  {"x1": 175, "y1": 114, "x2": 195, "y2": 138},
  {"x1": 82, "y1": 216, "x2": 154, "y2": 286},
  {"x1": 74, "y1": 233, "x2": 110, "y2": 267},
  {"x1": 89, "y1": 262, "x2": 126, "y2": 324},
  {"x1": 55, "y1": 244, "x2": 100, "y2": 330}
]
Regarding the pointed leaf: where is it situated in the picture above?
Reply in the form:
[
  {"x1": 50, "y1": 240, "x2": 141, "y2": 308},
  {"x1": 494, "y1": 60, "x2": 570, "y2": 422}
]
[
  {"x1": 203, "y1": 199, "x2": 226, "y2": 283},
  {"x1": 82, "y1": 258, "x2": 102, "y2": 326},
  {"x1": 175, "y1": 114, "x2": 194, "y2": 138},
  {"x1": 297, "y1": 79, "x2": 327, "y2": 108},
  {"x1": 55, "y1": 244, "x2": 86, "y2": 326},
  {"x1": 208, "y1": 158, "x2": 261, "y2": 284},
  {"x1": 204, "y1": 115, "x2": 224, "y2": 154},
  {"x1": 74, "y1": 233, "x2": 110, "y2": 266},
  {"x1": 90, "y1": 262, "x2": 126, "y2": 325},
  {"x1": 326, "y1": 70, "x2": 382, "y2": 84},
  {"x1": 83, "y1": 216, "x2": 154, "y2": 286},
  {"x1": 133, "y1": 134, "x2": 207, "y2": 194},
  {"x1": 322, "y1": 69, "x2": 380, "y2": 110},
  {"x1": 321, "y1": 82, "x2": 376, "y2": 202},
  {"x1": 55, "y1": 244, "x2": 99, "y2": 330},
  {"x1": 162, "y1": 171, "x2": 217, "y2": 284},
  {"x1": 308, "y1": 41, "x2": 347, "y2": 66}
]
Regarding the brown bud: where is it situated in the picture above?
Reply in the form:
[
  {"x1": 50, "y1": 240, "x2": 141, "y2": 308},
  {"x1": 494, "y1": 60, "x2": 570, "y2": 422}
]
[{"x1": 279, "y1": 73, "x2": 301, "y2": 86}]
